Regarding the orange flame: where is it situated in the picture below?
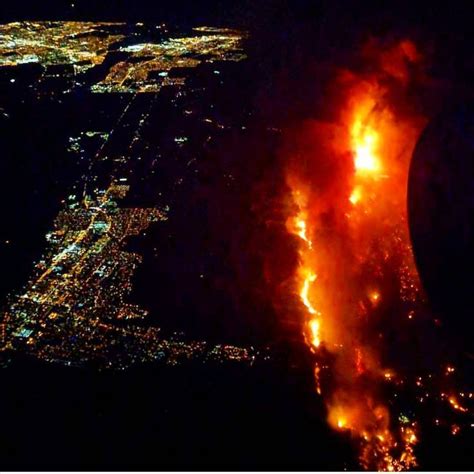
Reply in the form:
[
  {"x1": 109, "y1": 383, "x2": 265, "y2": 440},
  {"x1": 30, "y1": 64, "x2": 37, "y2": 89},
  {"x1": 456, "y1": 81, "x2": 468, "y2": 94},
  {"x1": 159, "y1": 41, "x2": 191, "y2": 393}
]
[
  {"x1": 295, "y1": 217, "x2": 312, "y2": 248},
  {"x1": 300, "y1": 270, "x2": 317, "y2": 315}
]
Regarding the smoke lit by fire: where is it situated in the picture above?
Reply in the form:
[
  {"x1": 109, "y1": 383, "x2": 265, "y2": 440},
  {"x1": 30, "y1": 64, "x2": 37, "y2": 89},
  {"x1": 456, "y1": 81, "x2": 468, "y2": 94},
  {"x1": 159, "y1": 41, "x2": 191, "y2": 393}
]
[{"x1": 283, "y1": 39, "x2": 429, "y2": 470}]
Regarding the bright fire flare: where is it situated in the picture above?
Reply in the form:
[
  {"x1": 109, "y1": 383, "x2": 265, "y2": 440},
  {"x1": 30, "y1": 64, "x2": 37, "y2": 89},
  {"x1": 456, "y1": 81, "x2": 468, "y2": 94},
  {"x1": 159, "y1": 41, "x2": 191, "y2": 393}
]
[
  {"x1": 352, "y1": 122, "x2": 381, "y2": 174},
  {"x1": 309, "y1": 318, "x2": 321, "y2": 348},
  {"x1": 337, "y1": 418, "x2": 347, "y2": 429},
  {"x1": 349, "y1": 185, "x2": 362, "y2": 205}
]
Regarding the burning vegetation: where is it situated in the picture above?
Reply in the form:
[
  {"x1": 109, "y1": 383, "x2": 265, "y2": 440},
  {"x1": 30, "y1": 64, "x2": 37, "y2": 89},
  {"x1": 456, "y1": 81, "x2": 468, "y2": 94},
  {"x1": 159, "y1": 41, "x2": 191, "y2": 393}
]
[{"x1": 282, "y1": 39, "x2": 430, "y2": 470}]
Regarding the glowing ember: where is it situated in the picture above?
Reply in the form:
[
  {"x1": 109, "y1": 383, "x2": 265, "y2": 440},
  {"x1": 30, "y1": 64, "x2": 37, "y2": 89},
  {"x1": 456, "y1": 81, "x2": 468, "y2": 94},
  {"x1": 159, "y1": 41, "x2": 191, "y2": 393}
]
[
  {"x1": 384, "y1": 370, "x2": 395, "y2": 381},
  {"x1": 369, "y1": 290, "x2": 381, "y2": 305},
  {"x1": 451, "y1": 424, "x2": 461, "y2": 436}
]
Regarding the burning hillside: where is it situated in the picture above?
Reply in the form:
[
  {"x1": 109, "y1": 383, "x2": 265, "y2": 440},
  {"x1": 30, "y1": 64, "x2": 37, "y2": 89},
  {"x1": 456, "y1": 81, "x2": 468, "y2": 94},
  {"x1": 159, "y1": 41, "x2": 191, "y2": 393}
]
[{"x1": 280, "y1": 39, "x2": 430, "y2": 470}]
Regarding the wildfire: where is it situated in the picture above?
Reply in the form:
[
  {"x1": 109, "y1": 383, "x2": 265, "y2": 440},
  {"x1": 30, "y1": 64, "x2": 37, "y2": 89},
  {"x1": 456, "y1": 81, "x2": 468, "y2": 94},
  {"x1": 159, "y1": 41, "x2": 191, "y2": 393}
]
[{"x1": 282, "y1": 39, "x2": 426, "y2": 470}]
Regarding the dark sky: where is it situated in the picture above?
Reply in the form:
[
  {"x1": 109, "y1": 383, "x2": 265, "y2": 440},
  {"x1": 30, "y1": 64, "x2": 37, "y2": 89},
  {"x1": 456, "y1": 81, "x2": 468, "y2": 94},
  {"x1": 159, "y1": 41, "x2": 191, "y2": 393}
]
[{"x1": 1, "y1": 0, "x2": 473, "y2": 31}]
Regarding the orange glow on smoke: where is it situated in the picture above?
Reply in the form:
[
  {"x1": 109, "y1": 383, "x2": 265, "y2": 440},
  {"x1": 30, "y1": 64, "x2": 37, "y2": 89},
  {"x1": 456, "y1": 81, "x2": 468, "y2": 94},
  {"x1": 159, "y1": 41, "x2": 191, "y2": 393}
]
[{"x1": 283, "y1": 39, "x2": 426, "y2": 470}]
